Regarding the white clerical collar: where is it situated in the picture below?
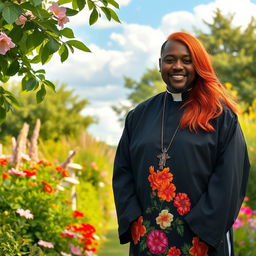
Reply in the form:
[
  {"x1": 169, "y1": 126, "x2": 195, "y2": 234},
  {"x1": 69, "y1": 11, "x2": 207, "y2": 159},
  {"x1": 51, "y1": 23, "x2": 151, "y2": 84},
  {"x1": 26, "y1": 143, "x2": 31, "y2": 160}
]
[{"x1": 166, "y1": 89, "x2": 182, "y2": 102}]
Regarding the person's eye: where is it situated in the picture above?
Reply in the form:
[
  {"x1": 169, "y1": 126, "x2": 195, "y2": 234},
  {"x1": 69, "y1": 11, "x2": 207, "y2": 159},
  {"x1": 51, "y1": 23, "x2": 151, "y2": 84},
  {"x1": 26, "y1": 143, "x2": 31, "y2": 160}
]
[
  {"x1": 164, "y1": 58, "x2": 175, "y2": 63},
  {"x1": 183, "y1": 59, "x2": 192, "y2": 64}
]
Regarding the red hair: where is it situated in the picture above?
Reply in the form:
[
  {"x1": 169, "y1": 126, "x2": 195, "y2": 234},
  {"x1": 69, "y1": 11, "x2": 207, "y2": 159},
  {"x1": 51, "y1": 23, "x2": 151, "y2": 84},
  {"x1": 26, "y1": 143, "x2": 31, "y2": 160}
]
[{"x1": 167, "y1": 32, "x2": 237, "y2": 132}]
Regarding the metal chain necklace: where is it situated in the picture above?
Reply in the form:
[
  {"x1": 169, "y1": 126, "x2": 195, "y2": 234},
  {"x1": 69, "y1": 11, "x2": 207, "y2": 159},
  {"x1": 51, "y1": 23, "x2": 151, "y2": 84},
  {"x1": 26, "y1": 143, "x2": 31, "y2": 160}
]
[{"x1": 157, "y1": 92, "x2": 180, "y2": 169}]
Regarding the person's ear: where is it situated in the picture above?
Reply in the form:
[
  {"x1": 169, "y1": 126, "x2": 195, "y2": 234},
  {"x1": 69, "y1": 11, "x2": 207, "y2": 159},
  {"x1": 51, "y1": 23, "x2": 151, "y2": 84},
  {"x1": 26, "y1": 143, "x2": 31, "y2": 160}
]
[{"x1": 159, "y1": 58, "x2": 161, "y2": 72}]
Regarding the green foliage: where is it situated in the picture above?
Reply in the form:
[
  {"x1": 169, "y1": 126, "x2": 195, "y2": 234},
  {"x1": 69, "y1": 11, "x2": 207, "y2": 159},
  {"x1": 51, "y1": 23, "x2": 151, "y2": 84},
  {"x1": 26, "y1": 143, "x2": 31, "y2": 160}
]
[
  {"x1": 112, "y1": 67, "x2": 165, "y2": 123},
  {"x1": 196, "y1": 9, "x2": 256, "y2": 104},
  {"x1": 0, "y1": 83, "x2": 95, "y2": 141},
  {"x1": 0, "y1": 0, "x2": 120, "y2": 121}
]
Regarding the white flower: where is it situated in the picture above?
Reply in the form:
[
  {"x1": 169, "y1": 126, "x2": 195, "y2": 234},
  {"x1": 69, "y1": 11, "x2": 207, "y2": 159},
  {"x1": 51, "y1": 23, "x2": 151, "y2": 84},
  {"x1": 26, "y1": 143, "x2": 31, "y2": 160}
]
[
  {"x1": 68, "y1": 163, "x2": 83, "y2": 170},
  {"x1": 98, "y1": 182, "x2": 105, "y2": 188},
  {"x1": 56, "y1": 184, "x2": 65, "y2": 191},
  {"x1": 8, "y1": 168, "x2": 26, "y2": 176},
  {"x1": 16, "y1": 209, "x2": 34, "y2": 219},
  {"x1": 38, "y1": 240, "x2": 54, "y2": 248},
  {"x1": 63, "y1": 177, "x2": 79, "y2": 184},
  {"x1": 21, "y1": 153, "x2": 31, "y2": 161}
]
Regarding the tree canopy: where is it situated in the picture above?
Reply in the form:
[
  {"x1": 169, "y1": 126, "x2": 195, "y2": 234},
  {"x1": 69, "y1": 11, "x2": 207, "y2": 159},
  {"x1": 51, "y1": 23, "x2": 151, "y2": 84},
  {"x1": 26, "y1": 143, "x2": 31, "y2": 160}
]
[{"x1": 0, "y1": 83, "x2": 94, "y2": 141}]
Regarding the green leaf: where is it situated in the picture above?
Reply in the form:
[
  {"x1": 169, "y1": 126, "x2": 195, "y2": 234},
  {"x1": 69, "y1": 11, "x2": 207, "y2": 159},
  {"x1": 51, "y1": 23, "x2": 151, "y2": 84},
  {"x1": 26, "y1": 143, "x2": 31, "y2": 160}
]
[
  {"x1": 8, "y1": 26, "x2": 23, "y2": 43},
  {"x1": 58, "y1": 0, "x2": 72, "y2": 4},
  {"x1": 72, "y1": 0, "x2": 78, "y2": 9},
  {"x1": 35, "y1": 69, "x2": 45, "y2": 74},
  {"x1": 107, "y1": 0, "x2": 119, "y2": 9},
  {"x1": 2, "y1": 4, "x2": 22, "y2": 24},
  {"x1": 6, "y1": 60, "x2": 19, "y2": 76},
  {"x1": 26, "y1": 77, "x2": 38, "y2": 91},
  {"x1": 66, "y1": 40, "x2": 91, "y2": 52},
  {"x1": 109, "y1": 8, "x2": 121, "y2": 23},
  {"x1": 0, "y1": 3, "x2": 5, "y2": 12},
  {"x1": 44, "y1": 80, "x2": 56, "y2": 92},
  {"x1": 6, "y1": 95, "x2": 19, "y2": 107},
  {"x1": 77, "y1": 0, "x2": 86, "y2": 10},
  {"x1": 89, "y1": 8, "x2": 98, "y2": 25},
  {"x1": 66, "y1": 8, "x2": 79, "y2": 16},
  {"x1": 48, "y1": 38, "x2": 60, "y2": 53},
  {"x1": 36, "y1": 85, "x2": 46, "y2": 103},
  {"x1": 26, "y1": 31, "x2": 46, "y2": 51},
  {"x1": 100, "y1": 7, "x2": 111, "y2": 21},
  {"x1": 41, "y1": 38, "x2": 59, "y2": 64},
  {"x1": 0, "y1": 107, "x2": 6, "y2": 122},
  {"x1": 30, "y1": 55, "x2": 41, "y2": 64},
  {"x1": 87, "y1": 0, "x2": 95, "y2": 10},
  {"x1": 60, "y1": 28, "x2": 75, "y2": 38},
  {"x1": 38, "y1": 20, "x2": 59, "y2": 35},
  {"x1": 31, "y1": 0, "x2": 42, "y2": 6},
  {"x1": 58, "y1": 44, "x2": 69, "y2": 62},
  {"x1": 21, "y1": 76, "x2": 28, "y2": 91}
]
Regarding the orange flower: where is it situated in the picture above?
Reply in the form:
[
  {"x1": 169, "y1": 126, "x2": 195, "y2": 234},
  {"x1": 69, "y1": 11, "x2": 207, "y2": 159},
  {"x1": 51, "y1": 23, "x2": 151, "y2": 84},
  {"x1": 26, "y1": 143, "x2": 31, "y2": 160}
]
[
  {"x1": 158, "y1": 183, "x2": 176, "y2": 202},
  {"x1": 2, "y1": 172, "x2": 10, "y2": 179},
  {"x1": 131, "y1": 216, "x2": 146, "y2": 244},
  {"x1": 167, "y1": 246, "x2": 182, "y2": 256},
  {"x1": 0, "y1": 158, "x2": 7, "y2": 166},
  {"x1": 189, "y1": 237, "x2": 209, "y2": 256},
  {"x1": 41, "y1": 180, "x2": 53, "y2": 193},
  {"x1": 148, "y1": 166, "x2": 173, "y2": 191},
  {"x1": 55, "y1": 166, "x2": 69, "y2": 177}
]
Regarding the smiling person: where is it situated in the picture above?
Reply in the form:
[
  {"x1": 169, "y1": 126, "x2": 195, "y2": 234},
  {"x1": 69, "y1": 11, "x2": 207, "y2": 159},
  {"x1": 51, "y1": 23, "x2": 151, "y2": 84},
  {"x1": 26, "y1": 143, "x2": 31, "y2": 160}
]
[{"x1": 112, "y1": 32, "x2": 250, "y2": 256}]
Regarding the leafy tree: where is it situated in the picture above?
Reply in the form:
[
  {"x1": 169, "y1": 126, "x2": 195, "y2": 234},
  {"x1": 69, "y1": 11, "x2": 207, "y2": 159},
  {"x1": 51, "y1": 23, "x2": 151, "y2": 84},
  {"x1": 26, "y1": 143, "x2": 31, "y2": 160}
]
[
  {"x1": 112, "y1": 68, "x2": 165, "y2": 123},
  {"x1": 0, "y1": 0, "x2": 120, "y2": 121},
  {"x1": 0, "y1": 83, "x2": 95, "y2": 141},
  {"x1": 196, "y1": 9, "x2": 256, "y2": 104}
]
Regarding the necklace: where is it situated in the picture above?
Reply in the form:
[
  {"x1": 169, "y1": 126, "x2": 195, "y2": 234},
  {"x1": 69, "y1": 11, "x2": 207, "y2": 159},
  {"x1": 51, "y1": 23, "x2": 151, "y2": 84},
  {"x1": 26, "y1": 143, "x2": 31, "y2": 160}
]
[{"x1": 157, "y1": 92, "x2": 180, "y2": 170}]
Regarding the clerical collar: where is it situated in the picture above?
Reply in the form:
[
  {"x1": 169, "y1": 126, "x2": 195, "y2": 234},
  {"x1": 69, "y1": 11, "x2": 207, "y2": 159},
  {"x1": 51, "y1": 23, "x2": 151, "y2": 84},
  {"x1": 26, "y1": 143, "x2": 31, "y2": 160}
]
[{"x1": 166, "y1": 89, "x2": 182, "y2": 102}]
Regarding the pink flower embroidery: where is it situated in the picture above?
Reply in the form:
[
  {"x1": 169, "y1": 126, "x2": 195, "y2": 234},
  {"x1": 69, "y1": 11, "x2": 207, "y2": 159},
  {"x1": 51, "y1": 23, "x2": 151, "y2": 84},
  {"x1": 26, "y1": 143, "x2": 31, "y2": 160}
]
[
  {"x1": 146, "y1": 230, "x2": 168, "y2": 254},
  {"x1": 0, "y1": 33, "x2": 15, "y2": 55},
  {"x1": 38, "y1": 240, "x2": 54, "y2": 248}
]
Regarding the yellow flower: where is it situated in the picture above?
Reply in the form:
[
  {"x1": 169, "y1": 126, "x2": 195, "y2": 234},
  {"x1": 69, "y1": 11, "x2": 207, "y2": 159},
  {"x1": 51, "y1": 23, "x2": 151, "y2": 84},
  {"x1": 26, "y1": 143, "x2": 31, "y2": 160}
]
[{"x1": 156, "y1": 209, "x2": 173, "y2": 229}]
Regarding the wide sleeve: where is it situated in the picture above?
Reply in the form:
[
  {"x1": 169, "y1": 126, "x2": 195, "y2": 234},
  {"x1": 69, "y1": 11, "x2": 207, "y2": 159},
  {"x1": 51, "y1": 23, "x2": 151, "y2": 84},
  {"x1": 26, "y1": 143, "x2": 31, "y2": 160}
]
[
  {"x1": 112, "y1": 111, "x2": 142, "y2": 244},
  {"x1": 184, "y1": 113, "x2": 250, "y2": 249}
]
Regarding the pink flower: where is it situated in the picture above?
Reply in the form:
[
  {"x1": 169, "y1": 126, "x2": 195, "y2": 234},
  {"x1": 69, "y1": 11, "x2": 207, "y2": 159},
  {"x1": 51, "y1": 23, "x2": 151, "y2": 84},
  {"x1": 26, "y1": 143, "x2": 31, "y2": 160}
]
[
  {"x1": 146, "y1": 230, "x2": 168, "y2": 254},
  {"x1": 233, "y1": 217, "x2": 243, "y2": 229},
  {"x1": 25, "y1": 10, "x2": 35, "y2": 19},
  {"x1": 49, "y1": 2, "x2": 67, "y2": 18},
  {"x1": 58, "y1": 15, "x2": 69, "y2": 28},
  {"x1": 15, "y1": 15, "x2": 27, "y2": 27},
  {"x1": 249, "y1": 218, "x2": 256, "y2": 231},
  {"x1": 69, "y1": 244, "x2": 82, "y2": 255},
  {"x1": 16, "y1": 209, "x2": 34, "y2": 219},
  {"x1": 244, "y1": 196, "x2": 249, "y2": 202},
  {"x1": 38, "y1": 240, "x2": 54, "y2": 248},
  {"x1": 8, "y1": 168, "x2": 26, "y2": 176},
  {"x1": 240, "y1": 206, "x2": 252, "y2": 217},
  {"x1": 0, "y1": 33, "x2": 15, "y2": 55}
]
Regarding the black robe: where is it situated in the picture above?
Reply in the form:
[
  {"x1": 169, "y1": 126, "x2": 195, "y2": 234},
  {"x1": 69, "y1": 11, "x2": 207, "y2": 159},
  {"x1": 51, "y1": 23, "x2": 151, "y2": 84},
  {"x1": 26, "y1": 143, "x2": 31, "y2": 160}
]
[{"x1": 112, "y1": 91, "x2": 250, "y2": 256}]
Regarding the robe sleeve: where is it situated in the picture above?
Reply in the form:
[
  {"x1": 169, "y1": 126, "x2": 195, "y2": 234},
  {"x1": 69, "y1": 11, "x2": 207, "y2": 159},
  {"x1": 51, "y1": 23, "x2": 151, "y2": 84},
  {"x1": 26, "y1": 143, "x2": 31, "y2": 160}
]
[
  {"x1": 184, "y1": 112, "x2": 250, "y2": 249},
  {"x1": 112, "y1": 111, "x2": 142, "y2": 244}
]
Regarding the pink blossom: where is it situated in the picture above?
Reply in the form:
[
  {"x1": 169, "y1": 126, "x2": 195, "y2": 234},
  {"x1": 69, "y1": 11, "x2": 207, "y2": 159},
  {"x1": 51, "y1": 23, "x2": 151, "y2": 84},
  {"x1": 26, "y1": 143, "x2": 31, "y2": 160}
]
[
  {"x1": 68, "y1": 244, "x2": 82, "y2": 255},
  {"x1": 16, "y1": 209, "x2": 34, "y2": 219},
  {"x1": 146, "y1": 230, "x2": 168, "y2": 254},
  {"x1": 25, "y1": 10, "x2": 35, "y2": 19},
  {"x1": 240, "y1": 206, "x2": 252, "y2": 217},
  {"x1": 49, "y1": 2, "x2": 67, "y2": 18},
  {"x1": 233, "y1": 217, "x2": 243, "y2": 229},
  {"x1": 62, "y1": 229, "x2": 82, "y2": 238},
  {"x1": 244, "y1": 196, "x2": 249, "y2": 202},
  {"x1": 38, "y1": 240, "x2": 54, "y2": 248},
  {"x1": 58, "y1": 16, "x2": 69, "y2": 28},
  {"x1": 249, "y1": 218, "x2": 256, "y2": 231},
  {"x1": 8, "y1": 168, "x2": 26, "y2": 176},
  {"x1": 15, "y1": 15, "x2": 27, "y2": 27},
  {"x1": 100, "y1": 171, "x2": 108, "y2": 177},
  {"x1": 0, "y1": 33, "x2": 15, "y2": 55}
]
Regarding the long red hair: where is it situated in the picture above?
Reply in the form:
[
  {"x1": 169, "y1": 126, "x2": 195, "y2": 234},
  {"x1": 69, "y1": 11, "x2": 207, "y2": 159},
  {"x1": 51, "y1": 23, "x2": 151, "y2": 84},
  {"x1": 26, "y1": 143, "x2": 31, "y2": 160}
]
[{"x1": 167, "y1": 32, "x2": 237, "y2": 132}]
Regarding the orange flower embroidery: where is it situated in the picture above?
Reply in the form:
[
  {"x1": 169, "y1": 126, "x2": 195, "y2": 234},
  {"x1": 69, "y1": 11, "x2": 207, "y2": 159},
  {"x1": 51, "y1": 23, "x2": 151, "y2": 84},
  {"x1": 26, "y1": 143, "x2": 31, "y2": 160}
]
[
  {"x1": 148, "y1": 166, "x2": 173, "y2": 191},
  {"x1": 158, "y1": 182, "x2": 176, "y2": 202},
  {"x1": 131, "y1": 216, "x2": 146, "y2": 244},
  {"x1": 189, "y1": 237, "x2": 209, "y2": 256}
]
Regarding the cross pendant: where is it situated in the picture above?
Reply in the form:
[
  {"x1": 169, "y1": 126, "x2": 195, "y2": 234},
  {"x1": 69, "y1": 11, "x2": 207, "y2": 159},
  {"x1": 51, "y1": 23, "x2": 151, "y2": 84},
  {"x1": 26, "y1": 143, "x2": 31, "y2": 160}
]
[{"x1": 157, "y1": 148, "x2": 170, "y2": 170}]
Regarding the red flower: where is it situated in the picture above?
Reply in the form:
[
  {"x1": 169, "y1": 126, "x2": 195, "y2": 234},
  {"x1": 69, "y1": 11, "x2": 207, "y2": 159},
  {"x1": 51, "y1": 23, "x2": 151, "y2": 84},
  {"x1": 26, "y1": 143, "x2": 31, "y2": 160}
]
[
  {"x1": 37, "y1": 160, "x2": 52, "y2": 166},
  {"x1": 55, "y1": 166, "x2": 69, "y2": 177},
  {"x1": 23, "y1": 170, "x2": 37, "y2": 177},
  {"x1": 167, "y1": 246, "x2": 182, "y2": 256},
  {"x1": 73, "y1": 210, "x2": 85, "y2": 218},
  {"x1": 189, "y1": 237, "x2": 209, "y2": 256},
  {"x1": 131, "y1": 216, "x2": 146, "y2": 244},
  {"x1": 41, "y1": 180, "x2": 53, "y2": 193},
  {"x1": 174, "y1": 193, "x2": 191, "y2": 215},
  {"x1": 0, "y1": 158, "x2": 7, "y2": 166},
  {"x1": 146, "y1": 229, "x2": 168, "y2": 254},
  {"x1": 2, "y1": 172, "x2": 10, "y2": 179}
]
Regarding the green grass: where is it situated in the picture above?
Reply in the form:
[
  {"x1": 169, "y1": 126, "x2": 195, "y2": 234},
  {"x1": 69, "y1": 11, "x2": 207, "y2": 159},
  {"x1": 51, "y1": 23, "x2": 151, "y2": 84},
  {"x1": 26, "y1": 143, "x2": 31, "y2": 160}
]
[{"x1": 98, "y1": 229, "x2": 129, "y2": 256}]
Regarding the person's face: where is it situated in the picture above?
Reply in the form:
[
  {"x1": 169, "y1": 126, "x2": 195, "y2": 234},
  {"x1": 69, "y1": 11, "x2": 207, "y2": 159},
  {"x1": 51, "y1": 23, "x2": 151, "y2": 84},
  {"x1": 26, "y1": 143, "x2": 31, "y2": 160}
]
[{"x1": 159, "y1": 40, "x2": 196, "y2": 93}]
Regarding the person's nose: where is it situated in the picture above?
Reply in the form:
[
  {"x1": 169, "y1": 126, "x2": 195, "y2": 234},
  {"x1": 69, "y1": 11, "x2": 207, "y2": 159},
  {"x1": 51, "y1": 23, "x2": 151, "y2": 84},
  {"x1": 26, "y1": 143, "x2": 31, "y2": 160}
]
[{"x1": 173, "y1": 59, "x2": 183, "y2": 70}]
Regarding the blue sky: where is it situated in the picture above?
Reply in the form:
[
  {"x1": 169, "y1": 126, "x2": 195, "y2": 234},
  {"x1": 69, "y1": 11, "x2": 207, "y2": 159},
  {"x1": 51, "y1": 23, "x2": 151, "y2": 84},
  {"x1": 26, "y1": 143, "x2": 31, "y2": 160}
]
[{"x1": 44, "y1": 0, "x2": 256, "y2": 145}]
